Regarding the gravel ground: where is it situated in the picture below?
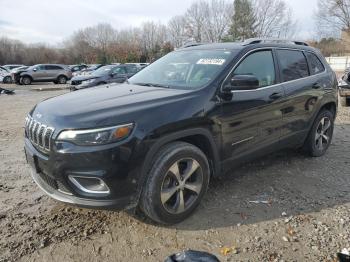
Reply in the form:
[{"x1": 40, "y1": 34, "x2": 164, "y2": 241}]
[{"x1": 0, "y1": 83, "x2": 349, "y2": 262}]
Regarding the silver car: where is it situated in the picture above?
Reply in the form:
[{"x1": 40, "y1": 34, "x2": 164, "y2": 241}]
[{"x1": 19, "y1": 64, "x2": 72, "y2": 85}]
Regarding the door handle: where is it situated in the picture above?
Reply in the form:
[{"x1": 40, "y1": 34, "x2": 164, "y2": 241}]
[
  {"x1": 269, "y1": 92, "x2": 283, "y2": 100},
  {"x1": 312, "y1": 82, "x2": 322, "y2": 89}
]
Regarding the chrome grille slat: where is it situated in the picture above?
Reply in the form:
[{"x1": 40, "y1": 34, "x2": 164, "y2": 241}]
[{"x1": 25, "y1": 115, "x2": 54, "y2": 152}]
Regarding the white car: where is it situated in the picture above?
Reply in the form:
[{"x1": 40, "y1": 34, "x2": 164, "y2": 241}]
[{"x1": 0, "y1": 66, "x2": 12, "y2": 83}]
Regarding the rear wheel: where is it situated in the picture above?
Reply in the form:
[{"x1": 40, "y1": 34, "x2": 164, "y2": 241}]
[
  {"x1": 303, "y1": 109, "x2": 334, "y2": 157},
  {"x1": 21, "y1": 76, "x2": 32, "y2": 85},
  {"x1": 57, "y1": 75, "x2": 67, "y2": 84},
  {"x1": 139, "y1": 142, "x2": 210, "y2": 224}
]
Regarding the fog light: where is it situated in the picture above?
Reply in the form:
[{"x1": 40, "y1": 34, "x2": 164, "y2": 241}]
[{"x1": 68, "y1": 176, "x2": 110, "y2": 194}]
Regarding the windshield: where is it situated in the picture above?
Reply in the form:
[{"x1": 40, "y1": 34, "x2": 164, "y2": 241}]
[
  {"x1": 92, "y1": 65, "x2": 115, "y2": 76},
  {"x1": 88, "y1": 64, "x2": 101, "y2": 70},
  {"x1": 129, "y1": 49, "x2": 236, "y2": 89}
]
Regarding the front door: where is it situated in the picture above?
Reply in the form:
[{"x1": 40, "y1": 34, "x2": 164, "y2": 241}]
[{"x1": 219, "y1": 49, "x2": 285, "y2": 168}]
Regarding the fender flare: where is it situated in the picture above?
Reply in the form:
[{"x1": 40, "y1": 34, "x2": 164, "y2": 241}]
[{"x1": 136, "y1": 127, "x2": 221, "y2": 198}]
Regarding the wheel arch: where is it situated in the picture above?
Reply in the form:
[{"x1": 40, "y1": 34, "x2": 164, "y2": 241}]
[
  {"x1": 319, "y1": 101, "x2": 337, "y2": 116},
  {"x1": 136, "y1": 128, "x2": 221, "y2": 201},
  {"x1": 57, "y1": 74, "x2": 68, "y2": 80},
  {"x1": 21, "y1": 74, "x2": 33, "y2": 80}
]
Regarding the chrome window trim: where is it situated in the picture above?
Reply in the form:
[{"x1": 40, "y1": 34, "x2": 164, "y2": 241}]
[{"x1": 220, "y1": 47, "x2": 329, "y2": 93}]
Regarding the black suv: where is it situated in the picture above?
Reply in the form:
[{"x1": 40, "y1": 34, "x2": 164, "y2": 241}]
[{"x1": 24, "y1": 39, "x2": 338, "y2": 224}]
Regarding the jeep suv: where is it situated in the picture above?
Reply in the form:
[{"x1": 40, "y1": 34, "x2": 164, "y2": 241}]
[
  {"x1": 16, "y1": 64, "x2": 72, "y2": 85},
  {"x1": 24, "y1": 39, "x2": 338, "y2": 224}
]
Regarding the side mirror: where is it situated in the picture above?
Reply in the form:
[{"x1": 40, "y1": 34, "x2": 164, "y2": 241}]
[
  {"x1": 223, "y1": 75, "x2": 260, "y2": 92},
  {"x1": 33, "y1": 68, "x2": 37, "y2": 72}
]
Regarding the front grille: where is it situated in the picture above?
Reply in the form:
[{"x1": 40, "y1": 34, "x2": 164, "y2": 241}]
[
  {"x1": 25, "y1": 115, "x2": 54, "y2": 152},
  {"x1": 71, "y1": 80, "x2": 82, "y2": 85}
]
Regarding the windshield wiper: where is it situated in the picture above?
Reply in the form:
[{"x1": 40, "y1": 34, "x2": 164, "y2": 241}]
[{"x1": 133, "y1": 82, "x2": 170, "y2": 88}]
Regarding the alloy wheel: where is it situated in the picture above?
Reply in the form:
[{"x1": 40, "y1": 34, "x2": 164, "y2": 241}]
[
  {"x1": 160, "y1": 158, "x2": 203, "y2": 214},
  {"x1": 315, "y1": 117, "x2": 331, "y2": 151},
  {"x1": 58, "y1": 76, "x2": 66, "y2": 84}
]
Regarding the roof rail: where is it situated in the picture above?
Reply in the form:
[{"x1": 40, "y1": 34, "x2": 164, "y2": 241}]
[
  {"x1": 181, "y1": 42, "x2": 206, "y2": 48},
  {"x1": 243, "y1": 38, "x2": 309, "y2": 46}
]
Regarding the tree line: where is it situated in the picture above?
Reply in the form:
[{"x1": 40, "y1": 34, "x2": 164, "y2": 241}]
[{"x1": 3, "y1": 0, "x2": 350, "y2": 65}]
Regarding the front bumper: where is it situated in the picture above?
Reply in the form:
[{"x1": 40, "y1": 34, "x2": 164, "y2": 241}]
[{"x1": 24, "y1": 137, "x2": 141, "y2": 210}]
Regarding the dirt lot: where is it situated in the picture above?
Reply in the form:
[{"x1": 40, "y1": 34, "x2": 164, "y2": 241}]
[{"x1": 0, "y1": 83, "x2": 350, "y2": 262}]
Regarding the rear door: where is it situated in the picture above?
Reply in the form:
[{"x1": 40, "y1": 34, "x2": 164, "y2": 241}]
[
  {"x1": 219, "y1": 49, "x2": 285, "y2": 167},
  {"x1": 45, "y1": 65, "x2": 63, "y2": 80},
  {"x1": 276, "y1": 49, "x2": 325, "y2": 142}
]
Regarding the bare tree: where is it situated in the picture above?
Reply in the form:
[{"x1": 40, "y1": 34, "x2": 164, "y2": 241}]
[
  {"x1": 315, "y1": 0, "x2": 350, "y2": 37},
  {"x1": 168, "y1": 15, "x2": 189, "y2": 48},
  {"x1": 185, "y1": 1, "x2": 208, "y2": 42},
  {"x1": 203, "y1": 0, "x2": 233, "y2": 42},
  {"x1": 253, "y1": 0, "x2": 297, "y2": 38},
  {"x1": 140, "y1": 22, "x2": 167, "y2": 60}
]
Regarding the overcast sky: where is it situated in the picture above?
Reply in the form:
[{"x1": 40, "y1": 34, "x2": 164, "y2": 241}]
[{"x1": 0, "y1": 0, "x2": 318, "y2": 44}]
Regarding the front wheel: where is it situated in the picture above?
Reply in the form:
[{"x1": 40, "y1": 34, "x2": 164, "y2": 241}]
[
  {"x1": 139, "y1": 142, "x2": 210, "y2": 224},
  {"x1": 21, "y1": 76, "x2": 32, "y2": 85},
  {"x1": 303, "y1": 109, "x2": 334, "y2": 157},
  {"x1": 3, "y1": 76, "x2": 12, "y2": 83}
]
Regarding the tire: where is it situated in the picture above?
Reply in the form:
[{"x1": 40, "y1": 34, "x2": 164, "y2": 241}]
[
  {"x1": 3, "y1": 76, "x2": 12, "y2": 84},
  {"x1": 21, "y1": 76, "x2": 32, "y2": 85},
  {"x1": 303, "y1": 109, "x2": 334, "y2": 157},
  {"x1": 139, "y1": 142, "x2": 210, "y2": 224},
  {"x1": 57, "y1": 75, "x2": 67, "y2": 84}
]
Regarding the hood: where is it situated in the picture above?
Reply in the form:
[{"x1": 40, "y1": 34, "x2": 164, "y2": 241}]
[{"x1": 32, "y1": 83, "x2": 198, "y2": 130}]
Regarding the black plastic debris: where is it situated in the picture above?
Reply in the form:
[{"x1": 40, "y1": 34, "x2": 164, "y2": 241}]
[
  {"x1": 0, "y1": 87, "x2": 15, "y2": 95},
  {"x1": 165, "y1": 250, "x2": 220, "y2": 262},
  {"x1": 338, "y1": 252, "x2": 350, "y2": 262}
]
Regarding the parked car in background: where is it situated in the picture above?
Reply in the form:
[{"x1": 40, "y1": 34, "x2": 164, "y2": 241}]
[
  {"x1": 70, "y1": 64, "x2": 140, "y2": 90},
  {"x1": 24, "y1": 39, "x2": 337, "y2": 224},
  {"x1": 13, "y1": 64, "x2": 72, "y2": 85},
  {"x1": 2, "y1": 64, "x2": 25, "y2": 71},
  {"x1": 125, "y1": 63, "x2": 149, "y2": 70},
  {"x1": 77, "y1": 64, "x2": 104, "y2": 76},
  {"x1": 11, "y1": 66, "x2": 29, "y2": 73},
  {"x1": 69, "y1": 64, "x2": 88, "y2": 73},
  {"x1": 338, "y1": 73, "x2": 350, "y2": 106},
  {"x1": 0, "y1": 66, "x2": 12, "y2": 83}
]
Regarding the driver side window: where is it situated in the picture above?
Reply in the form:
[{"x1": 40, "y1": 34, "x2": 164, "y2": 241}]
[{"x1": 231, "y1": 50, "x2": 276, "y2": 88}]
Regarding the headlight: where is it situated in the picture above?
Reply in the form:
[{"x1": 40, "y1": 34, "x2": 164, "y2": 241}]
[
  {"x1": 81, "y1": 79, "x2": 95, "y2": 85},
  {"x1": 57, "y1": 123, "x2": 134, "y2": 146}
]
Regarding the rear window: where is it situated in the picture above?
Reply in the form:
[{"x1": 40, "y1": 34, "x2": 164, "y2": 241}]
[
  {"x1": 305, "y1": 52, "x2": 325, "y2": 75},
  {"x1": 45, "y1": 65, "x2": 63, "y2": 70},
  {"x1": 276, "y1": 49, "x2": 309, "y2": 82}
]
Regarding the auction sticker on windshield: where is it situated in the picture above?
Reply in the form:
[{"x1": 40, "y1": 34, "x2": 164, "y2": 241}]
[{"x1": 197, "y1": 58, "x2": 226, "y2": 65}]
